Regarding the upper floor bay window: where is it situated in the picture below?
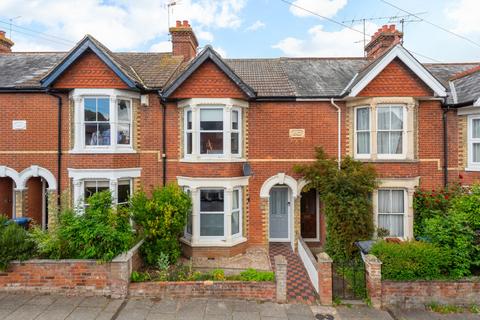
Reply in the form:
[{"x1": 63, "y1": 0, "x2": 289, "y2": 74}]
[
  {"x1": 354, "y1": 104, "x2": 408, "y2": 160},
  {"x1": 180, "y1": 98, "x2": 248, "y2": 161},
  {"x1": 468, "y1": 115, "x2": 480, "y2": 170},
  {"x1": 71, "y1": 89, "x2": 138, "y2": 153}
]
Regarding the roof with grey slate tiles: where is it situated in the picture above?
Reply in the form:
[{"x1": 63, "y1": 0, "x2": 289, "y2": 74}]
[{"x1": 0, "y1": 39, "x2": 478, "y2": 104}]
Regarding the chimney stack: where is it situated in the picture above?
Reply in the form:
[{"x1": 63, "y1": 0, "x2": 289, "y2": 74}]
[
  {"x1": 0, "y1": 31, "x2": 14, "y2": 53},
  {"x1": 365, "y1": 24, "x2": 403, "y2": 59},
  {"x1": 169, "y1": 20, "x2": 198, "y2": 62}
]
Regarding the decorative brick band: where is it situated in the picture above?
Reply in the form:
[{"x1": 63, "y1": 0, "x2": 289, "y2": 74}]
[
  {"x1": 0, "y1": 240, "x2": 143, "y2": 298},
  {"x1": 129, "y1": 280, "x2": 276, "y2": 301}
]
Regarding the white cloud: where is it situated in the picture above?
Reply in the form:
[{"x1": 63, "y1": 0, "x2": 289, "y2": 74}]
[
  {"x1": 446, "y1": 0, "x2": 480, "y2": 34},
  {"x1": 289, "y1": 0, "x2": 347, "y2": 18},
  {"x1": 245, "y1": 20, "x2": 266, "y2": 31},
  {"x1": 0, "y1": 0, "x2": 247, "y2": 51},
  {"x1": 149, "y1": 40, "x2": 172, "y2": 52},
  {"x1": 197, "y1": 30, "x2": 214, "y2": 42},
  {"x1": 273, "y1": 22, "x2": 378, "y2": 57},
  {"x1": 214, "y1": 46, "x2": 227, "y2": 57}
]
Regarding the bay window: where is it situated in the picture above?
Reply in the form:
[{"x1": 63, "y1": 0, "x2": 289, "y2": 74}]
[
  {"x1": 71, "y1": 89, "x2": 138, "y2": 153},
  {"x1": 354, "y1": 104, "x2": 407, "y2": 160},
  {"x1": 178, "y1": 176, "x2": 248, "y2": 246},
  {"x1": 468, "y1": 115, "x2": 480, "y2": 170},
  {"x1": 180, "y1": 98, "x2": 247, "y2": 161},
  {"x1": 377, "y1": 189, "x2": 405, "y2": 237}
]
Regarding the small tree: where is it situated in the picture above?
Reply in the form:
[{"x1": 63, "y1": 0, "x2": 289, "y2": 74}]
[
  {"x1": 131, "y1": 184, "x2": 192, "y2": 265},
  {"x1": 295, "y1": 147, "x2": 377, "y2": 260}
]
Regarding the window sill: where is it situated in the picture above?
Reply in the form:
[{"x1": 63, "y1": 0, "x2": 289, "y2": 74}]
[
  {"x1": 356, "y1": 158, "x2": 418, "y2": 163},
  {"x1": 465, "y1": 167, "x2": 480, "y2": 172},
  {"x1": 180, "y1": 157, "x2": 247, "y2": 163},
  {"x1": 70, "y1": 148, "x2": 136, "y2": 154},
  {"x1": 180, "y1": 236, "x2": 247, "y2": 247}
]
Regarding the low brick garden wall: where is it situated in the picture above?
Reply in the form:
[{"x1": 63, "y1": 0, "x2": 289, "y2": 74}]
[
  {"x1": 129, "y1": 280, "x2": 276, "y2": 301},
  {"x1": 0, "y1": 240, "x2": 143, "y2": 298},
  {"x1": 363, "y1": 253, "x2": 480, "y2": 309}
]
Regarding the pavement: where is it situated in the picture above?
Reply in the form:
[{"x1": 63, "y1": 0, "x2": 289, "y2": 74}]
[{"x1": 0, "y1": 292, "x2": 478, "y2": 320}]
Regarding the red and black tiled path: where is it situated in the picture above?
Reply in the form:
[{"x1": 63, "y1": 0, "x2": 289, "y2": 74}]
[{"x1": 269, "y1": 242, "x2": 318, "y2": 304}]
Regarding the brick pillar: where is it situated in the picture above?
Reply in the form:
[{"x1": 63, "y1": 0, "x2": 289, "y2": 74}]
[
  {"x1": 293, "y1": 198, "x2": 301, "y2": 252},
  {"x1": 274, "y1": 255, "x2": 287, "y2": 303},
  {"x1": 260, "y1": 198, "x2": 269, "y2": 250},
  {"x1": 47, "y1": 190, "x2": 59, "y2": 229},
  {"x1": 364, "y1": 254, "x2": 382, "y2": 309},
  {"x1": 317, "y1": 252, "x2": 333, "y2": 305},
  {"x1": 14, "y1": 189, "x2": 25, "y2": 218}
]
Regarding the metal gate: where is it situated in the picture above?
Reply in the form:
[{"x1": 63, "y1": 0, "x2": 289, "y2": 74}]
[{"x1": 332, "y1": 258, "x2": 366, "y2": 300}]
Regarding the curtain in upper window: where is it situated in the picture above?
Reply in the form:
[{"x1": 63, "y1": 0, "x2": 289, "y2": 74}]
[
  {"x1": 377, "y1": 106, "x2": 403, "y2": 155},
  {"x1": 356, "y1": 107, "x2": 370, "y2": 154},
  {"x1": 472, "y1": 119, "x2": 480, "y2": 163}
]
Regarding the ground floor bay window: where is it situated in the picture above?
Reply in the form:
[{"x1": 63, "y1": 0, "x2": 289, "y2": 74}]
[
  {"x1": 68, "y1": 168, "x2": 141, "y2": 209},
  {"x1": 178, "y1": 176, "x2": 248, "y2": 247}
]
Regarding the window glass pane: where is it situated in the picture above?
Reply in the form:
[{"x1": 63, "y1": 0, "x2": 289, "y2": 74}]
[
  {"x1": 390, "y1": 107, "x2": 403, "y2": 130},
  {"x1": 200, "y1": 132, "x2": 223, "y2": 154},
  {"x1": 85, "y1": 124, "x2": 98, "y2": 146},
  {"x1": 473, "y1": 143, "x2": 480, "y2": 163},
  {"x1": 186, "y1": 132, "x2": 192, "y2": 154},
  {"x1": 98, "y1": 123, "x2": 111, "y2": 145},
  {"x1": 117, "y1": 180, "x2": 131, "y2": 204},
  {"x1": 232, "y1": 110, "x2": 239, "y2": 130},
  {"x1": 391, "y1": 190, "x2": 404, "y2": 213},
  {"x1": 231, "y1": 132, "x2": 239, "y2": 154},
  {"x1": 356, "y1": 108, "x2": 369, "y2": 130},
  {"x1": 378, "y1": 214, "x2": 404, "y2": 237},
  {"x1": 84, "y1": 98, "x2": 97, "y2": 121},
  {"x1": 473, "y1": 119, "x2": 480, "y2": 139},
  {"x1": 378, "y1": 190, "x2": 390, "y2": 213},
  {"x1": 270, "y1": 188, "x2": 288, "y2": 215},
  {"x1": 117, "y1": 123, "x2": 130, "y2": 145},
  {"x1": 84, "y1": 180, "x2": 109, "y2": 199},
  {"x1": 186, "y1": 110, "x2": 192, "y2": 130},
  {"x1": 200, "y1": 189, "x2": 224, "y2": 212},
  {"x1": 377, "y1": 132, "x2": 389, "y2": 154},
  {"x1": 377, "y1": 107, "x2": 389, "y2": 130},
  {"x1": 200, "y1": 109, "x2": 223, "y2": 130},
  {"x1": 357, "y1": 132, "x2": 370, "y2": 154},
  {"x1": 233, "y1": 189, "x2": 239, "y2": 210},
  {"x1": 232, "y1": 211, "x2": 239, "y2": 235},
  {"x1": 117, "y1": 100, "x2": 130, "y2": 122},
  {"x1": 97, "y1": 98, "x2": 110, "y2": 121},
  {"x1": 200, "y1": 214, "x2": 224, "y2": 236},
  {"x1": 390, "y1": 132, "x2": 403, "y2": 154}
]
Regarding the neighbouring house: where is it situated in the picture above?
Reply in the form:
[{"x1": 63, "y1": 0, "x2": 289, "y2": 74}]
[{"x1": 0, "y1": 22, "x2": 479, "y2": 257}]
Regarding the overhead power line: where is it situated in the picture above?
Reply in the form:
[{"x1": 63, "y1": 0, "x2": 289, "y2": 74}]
[
  {"x1": 0, "y1": 19, "x2": 75, "y2": 47},
  {"x1": 380, "y1": 0, "x2": 480, "y2": 49},
  {"x1": 278, "y1": 0, "x2": 442, "y2": 62}
]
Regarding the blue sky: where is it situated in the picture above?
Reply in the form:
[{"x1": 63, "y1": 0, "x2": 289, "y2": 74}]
[{"x1": 0, "y1": 0, "x2": 479, "y2": 63}]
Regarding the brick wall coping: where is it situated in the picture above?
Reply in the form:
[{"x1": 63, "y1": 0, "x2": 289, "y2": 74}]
[
  {"x1": 382, "y1": 277, "x2": 480, "y2": 284},
  {"x1": 112, "y1": 240, "x2": 144, "y2": 263}
]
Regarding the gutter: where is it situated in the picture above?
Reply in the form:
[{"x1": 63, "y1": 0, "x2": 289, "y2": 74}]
[
  {"x1": 46, "y1": 90, "x2": 63, "y2": 221},
  {"x1": 330, "y1": 98, "x2": 342, "y2": 170},
  {"x1": 157, "y1": 92, "x2": 168, "y2": 186}
]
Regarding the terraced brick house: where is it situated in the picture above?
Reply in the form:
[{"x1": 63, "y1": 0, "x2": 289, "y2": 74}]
[{"x1": 0, "y1": 22, "x2": 479, "y2": 257}]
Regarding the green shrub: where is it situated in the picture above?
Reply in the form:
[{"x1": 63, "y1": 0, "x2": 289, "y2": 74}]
[
  {"x1": 131, "y1": 271, "x2": 151, "y2": 282},
  {"x1": 295, "y1": 147, "x2": 377, "y2": 260},
  {"x1": 423, "y1": 185, "x2": 480, "y2": 278},
  {"x1": 0, "y1": 217, "x2": 36, "y2": 270},
  {"x1": 371, "y1": 240, "x2": 449, "y2": 280},
  {"x1": 237, "y1": 268, "x2": 275, "y2": 281},
  {"x1": 131, "y1": 184, "x2": 192, "y2": 265},
  {"x1": 33, "y1": 192, "x2": 135, "y2": 261}
]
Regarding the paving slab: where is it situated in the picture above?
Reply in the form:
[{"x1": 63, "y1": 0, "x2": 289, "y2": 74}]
[
  {"x1": 79, "y1": 296, "x2": 110, "y2": 308},
  {"x1": 286, "y1": 304, "x2": 313, "y2": 316},
  {"x1": 259, "y1": 302, "x2": 288, "y2": 318},
  {"x1": 336, "y1": 305, "x2": 393, "y2": 320},
  {"x1": 65, "y1": 306, "x2": 102, "y2": 320},
  {"x1": 150, "y1": 298, "x2": 178, "y2": 314},
  {"x1": 35, "y1": 304, "x2": 77, "y2": 320},
  {"x1": 3, "y1": 303, "x2": 48, "y2": 320},
  {"x1": 115, "y1": 306, "x2": 151, "y2": 320},
  {"x1": 0, "y1": 293, "x2": 35, "y2": 310},
  {"x1": 146, "y1": 312, "x2": 177, "y2": 320},
  {"x1": 24, "y1": 294, "x2": 59, "y2": 306},
  {"x1": 391, "y1": 308, "x2": 480, "y2": 320},
  {"x1": 232, "y1": 311, "x2": 261, "y2": 320},
  {"x1": 206, "y1": 299, "x2": 235, "y2": 315}
]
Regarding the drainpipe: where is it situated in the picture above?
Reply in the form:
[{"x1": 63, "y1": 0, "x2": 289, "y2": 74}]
[
  {"x1": 46, "y1": 90, "x2": 63, "y2": 214},
  {"x1": 330, "y1": 98, "x2": 342, "y2": 170},
  {"x1": 442, "y1": 105, "x2": 450, "y2": 187},
  {"x1": 157, "y1": 93, "x2": 167, "y2": 186}
]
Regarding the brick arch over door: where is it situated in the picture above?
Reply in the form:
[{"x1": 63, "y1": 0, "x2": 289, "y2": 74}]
[
  {"x1": 18, "y1": 165, "x2": 57, "y2": 191},
  {"x1": 260, "y1": 173, "x2": 298, "y2": 199}
]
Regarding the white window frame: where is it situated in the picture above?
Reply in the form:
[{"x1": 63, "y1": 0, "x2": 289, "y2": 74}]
[
  {"x1": 179, "y1": 98, "x2": 248, "y2": 162},
  {"x1": 199, "y1": 188, "x2": 226, "y2": 240},
  {"x1": 177, "y1": 176, "x2": 249, "y2": 247},
  {"x1": 231, "y1": 188, "x2": 242, "y2": 238},
  {"x1": 376, "y1": 188, "x2": 407, "y2": 238},
  {"x1": 69, "y1": 168, "x2": 140, "y2": 210},
  {"x1": 70, "y1": 89, "x2": 138, "y2": 154},
  {"x1": 376, "y1": 105, "x2": 407, "y2": 160},
  {"x1": 467, "y1": 115, "x2": 480, "y2": 171},
  {"x1": 354, "y1": 106, "x2": 372, "y2": 159}
]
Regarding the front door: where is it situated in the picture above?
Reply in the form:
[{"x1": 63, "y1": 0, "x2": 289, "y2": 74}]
[
  {"x1": 301, "y1": 189, "x2": 318, "y2": 240},
  {"x1": 269, "y1": 186, "x2": 290, "y2": 241}
]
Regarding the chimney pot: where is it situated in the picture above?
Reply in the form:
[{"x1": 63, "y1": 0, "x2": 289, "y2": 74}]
[
  {"x1": 183, "y1": 20, "x2": 189, "y2": 27},
  {"x1": 176, "y1": 20, "x2": 181, "y2": 27},
  {"x1": 364, "y1": 24, "x2": 403, "y2": 59},
  {"x1": 389, "y1": 24, "x2": 395, "y2": 31},
  {"x1": 170, "y1": 20, "x2": 198, "y2": 62},
  {"x1": 0, "y1": 30, "x2": 14, "y2": 53}
]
